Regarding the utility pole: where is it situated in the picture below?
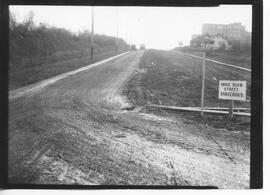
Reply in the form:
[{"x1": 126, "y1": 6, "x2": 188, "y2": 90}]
[
  {"x1": 201, "y1": 52, "x2": 206, "y2": 116},
  {"x1": 90, "y1": 6, "x2": 94, "y2": 61},
  {"x1": 115, "y1": 8, "x2": 119, "y2": 54}
]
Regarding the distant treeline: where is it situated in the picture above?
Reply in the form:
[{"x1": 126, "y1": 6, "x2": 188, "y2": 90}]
[{"x1": 9, "y1": 11, "x2": 129, "y2": 67}]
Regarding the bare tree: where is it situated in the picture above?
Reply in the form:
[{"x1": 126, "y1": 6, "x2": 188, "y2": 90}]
[
  {"x1": 23, "y1": 11, "x2": 35, "y2": 31},
  {"x1": 9, "y1": 11, "x2": 17, "y2": 30}
]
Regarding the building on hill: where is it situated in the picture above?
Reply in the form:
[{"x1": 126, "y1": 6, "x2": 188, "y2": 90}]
[
  {"x1": 201, "y1": 35, "x2": 232, "y2": 50},
  {"x1": 202, "y1": 23, "x2": 251, "y2": 50},
  {"x1": 202, "y1": 23, "x2": 246, "y2": 40},
  {"x1": 190, "y1": 34, "x2": 231, "y2": 51}
]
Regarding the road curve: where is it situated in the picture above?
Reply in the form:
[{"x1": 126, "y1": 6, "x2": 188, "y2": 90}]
[{"x1": 8, "y1": 50, "x2": 250, "y2": 188}]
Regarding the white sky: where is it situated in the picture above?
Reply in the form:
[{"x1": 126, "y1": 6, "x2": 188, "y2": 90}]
[{"x1": 10, "y1": 5, "x2": 252, "y2": 50}]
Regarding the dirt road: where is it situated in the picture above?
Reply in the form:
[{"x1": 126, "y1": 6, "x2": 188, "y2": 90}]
[{"x1": 8, "y1": 50, "x2": 250, "y2": 188}]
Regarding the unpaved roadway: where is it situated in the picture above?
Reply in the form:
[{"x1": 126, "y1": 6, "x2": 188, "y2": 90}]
[{"x1": 9, "y1": 51, "x2": 250, "y2": 188}]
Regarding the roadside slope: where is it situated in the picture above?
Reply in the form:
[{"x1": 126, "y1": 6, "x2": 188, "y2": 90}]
[
  {"x1": 9, "y1": 18, "x2": 129, "y2": 90},
  {"x1": 122, "y1": 49, "x2": 251, "y2": 131}
]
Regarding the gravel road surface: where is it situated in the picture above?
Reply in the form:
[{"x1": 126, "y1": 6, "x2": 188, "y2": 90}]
[{"x1": 8, "y1": 50, "x2": 250, "y2": 188}]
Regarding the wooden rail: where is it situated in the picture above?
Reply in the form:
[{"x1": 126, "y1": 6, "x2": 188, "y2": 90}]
[
  {"x1": 187, "y1": 107, "x2": 250, "y2": 111},
  {"x1": 175, "y1": 51, "x2": 251, "y2": 73},
  {"x1": 146, "y1": 104, "x2": 251, "y2": 117}
]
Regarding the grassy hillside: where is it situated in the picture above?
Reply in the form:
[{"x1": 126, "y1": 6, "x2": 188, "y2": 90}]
[
  {"x1": 9, "y1": 14, "x2": 129, "y2": 90},
  {"x1": 123, "y1": 49, "x2": 251, "y2": 131},
  {"x1": 124, "y1": 49, "x2": 251, "y2": 107}
]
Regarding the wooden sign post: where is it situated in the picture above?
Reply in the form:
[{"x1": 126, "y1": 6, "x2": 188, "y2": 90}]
[
  {"x1": 229, "y1": 100, "x2": 234, "y2": 118},
  {"x1": 218, "y1": 80, "x2": 247, "y2": 118}
]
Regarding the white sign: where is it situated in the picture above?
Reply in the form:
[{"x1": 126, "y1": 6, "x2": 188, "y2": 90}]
[{"x1": 219, "y1": 80, "x2": 247, "y2": 101}]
